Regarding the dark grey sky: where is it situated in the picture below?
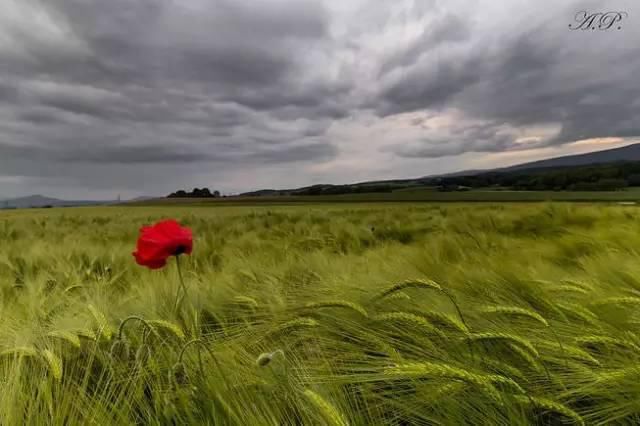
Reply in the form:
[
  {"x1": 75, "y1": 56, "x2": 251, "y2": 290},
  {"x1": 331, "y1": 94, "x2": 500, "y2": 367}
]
[{"x1": 1, "y1": 0, "x2": 638, "y2": 199}]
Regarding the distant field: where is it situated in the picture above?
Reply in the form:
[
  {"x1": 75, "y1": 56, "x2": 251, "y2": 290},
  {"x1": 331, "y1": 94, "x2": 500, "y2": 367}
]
[
  {"x1": 2, "y1": 203, "x2": 640, "y2": 424},
  {"x1": 136, "y1": 189, "x2": 640, "y2": 205}
]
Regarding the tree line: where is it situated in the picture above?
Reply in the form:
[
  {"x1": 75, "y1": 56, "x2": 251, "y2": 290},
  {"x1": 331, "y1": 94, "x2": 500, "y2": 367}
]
[{"x1": 167, "y1": 188, "x2": 222, "y2": 198}]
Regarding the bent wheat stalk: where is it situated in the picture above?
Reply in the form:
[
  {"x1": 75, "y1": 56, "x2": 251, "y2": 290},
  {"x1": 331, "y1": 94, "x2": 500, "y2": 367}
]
[
  {"x1": 178, "y1": 338, "x2": 229, "y2": 389},
  {"x1": 116, "y1": 316, "x2": 153, "y2": 341}
]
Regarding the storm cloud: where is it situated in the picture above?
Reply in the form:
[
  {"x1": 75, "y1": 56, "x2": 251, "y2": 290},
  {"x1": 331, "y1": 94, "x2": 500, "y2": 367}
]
[{"x1": 0, "y1": 0, "x2": 638, "y2": 198}]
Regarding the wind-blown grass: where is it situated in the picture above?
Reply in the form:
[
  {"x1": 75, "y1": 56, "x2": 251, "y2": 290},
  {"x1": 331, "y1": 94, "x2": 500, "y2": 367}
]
[{"x1": 1, "y1": 202, "x2": 640, "y2": 424}]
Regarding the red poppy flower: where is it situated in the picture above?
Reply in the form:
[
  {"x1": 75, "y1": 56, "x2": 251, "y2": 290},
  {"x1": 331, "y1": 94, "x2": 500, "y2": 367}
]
[{"x1": 133, "y1": 219, "x2": 193, "y2": 269}]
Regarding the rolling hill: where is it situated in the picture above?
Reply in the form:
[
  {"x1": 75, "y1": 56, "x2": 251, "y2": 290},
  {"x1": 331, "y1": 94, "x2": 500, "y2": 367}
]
[
  {"x1": 0, "y1": 195, "x2": 111, "y2": 209},
  {"x1": 499, "y1": 143, "x2": 640, "y2": 172},
  {"x1": 238, "y1": 143, "x2": 640, "y2": 196}
]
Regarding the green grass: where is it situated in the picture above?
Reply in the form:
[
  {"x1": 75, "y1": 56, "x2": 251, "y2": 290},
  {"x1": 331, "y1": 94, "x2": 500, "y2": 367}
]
[{"x1": 2, "y1": 202, "x2": 640, "y2": 424}]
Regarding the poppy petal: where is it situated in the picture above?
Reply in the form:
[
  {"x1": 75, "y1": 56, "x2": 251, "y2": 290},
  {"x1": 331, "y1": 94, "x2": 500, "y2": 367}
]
[{"x1": 133, "y1": 219, "x2": 193, "y2": 269}]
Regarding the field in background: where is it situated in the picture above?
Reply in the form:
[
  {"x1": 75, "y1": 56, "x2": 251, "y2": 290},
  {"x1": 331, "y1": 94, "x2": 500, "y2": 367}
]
[
  {"x1": 2, "y1": 203, "x2": 640, "y2": 424},
  {"x1": 137, "y1": 189, "x2": 640, "y2": 205}
]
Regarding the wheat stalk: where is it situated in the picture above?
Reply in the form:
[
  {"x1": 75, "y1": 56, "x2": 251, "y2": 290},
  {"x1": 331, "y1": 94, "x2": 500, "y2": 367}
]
[
  {"x1": 556, "y1": 303, "x2": 600, "y2": 326},
  {"x1": 383, "y1": 362, "x2": 504, "y2": 404},
  {"x1": 41, "y1": 349, "x2": 63, "y2": 380},
  {"x1": 515, "y1": 396, "x2": 585, "y2": 426},
  {"x1": 177, "y1": 339, "x2": 230, "y2": 389},
  {"x1": 424, "y1": 382, "x2": 467, "y2": 402},
  {"x1": 0, "y1": 346, "x2": 38, "y2": 358},
  {"x1": 597, "y1": 365, "x2": 640, "y2": 385},
  {"x1": 416, "y1": 310, "x2": 468, "y2": 333},
  {"x1": 232, "y1": 296, "x2": 259, "y2": 309},
  {"x1": 479, "y1": 305, "x2": 548, "y2": 327},
  {"x1": 559, "y1": 279, "x2": 594, "y2": 291},
  {"x1": 536, "y1": 341, "x2": 601, "y2": 367},
  {"x1": 146, "y1": 319, "x2": 186, "y2": 340},
  {"x1": 576, "y1": 335, "x2": 640, "y2": 353},
  {"x1": 304, "y1": 301, "x2": 368, "y2": 317},
  {"x1": 375, "y1": 279, "x2": 469, "y2": 332},
  {"x1": 88, "y1": 304, "x2": 113, "y2": 341},
  {"x1": 304, "y1": 389, "x2": 349, "y2": 426},
  {"x1": 591, "y1": 296, "x2": 640, "y2": 307},
  {"x1": 505, "y1": 343, "x2": 543, "y2": 374},
  {"x1": 46, "y1": 330, "x2": 81, "y2": 348},
  {"x1": 375, "y1": 279, "x2": 442, "y2": 300},
  {"x1": 549, "y1": 285, "x2": 590, "y2": 295},
  {"x1": 276, "y1": 318, "x2": 319, "y2": 334},
  {"x1": 486, "y1": 373, "x2": 526, "y2": 395},
  {"x1": 386, "y1": 291, "x2": 411, "y2": 301},
  {"x1": 466, "y1": 332, "x2": 539, "y2": 358},
  {"x1": 74, "y1": 328, "x2": 97, "y2": 341},
  {"x1": 373, "y1": 312, "x2": 445, "y2": 338}
]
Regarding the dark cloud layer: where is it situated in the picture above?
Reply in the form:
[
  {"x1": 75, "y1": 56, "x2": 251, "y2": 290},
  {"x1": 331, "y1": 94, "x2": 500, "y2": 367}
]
[
  {"x1": 0, "y1": 0, "x2": 638, "y2": 197},
  {"x1": 380, "y1": 2, "x2": 640, "y2": 158}
]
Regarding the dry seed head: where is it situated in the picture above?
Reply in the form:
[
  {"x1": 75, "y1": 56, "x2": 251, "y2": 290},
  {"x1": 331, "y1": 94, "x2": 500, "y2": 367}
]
[
  {"x1": 257, "y1": 349, "x2": 284, "y2": 367},
  {"x1": 256, "y1": 352, "x2": 273, "y2": 367},
  {"x1": 44, "y1": 279, "x2": 57, "y2": 293},
  {"x1": 171, "y1": 362, "x2": 189, "y2": 385}
]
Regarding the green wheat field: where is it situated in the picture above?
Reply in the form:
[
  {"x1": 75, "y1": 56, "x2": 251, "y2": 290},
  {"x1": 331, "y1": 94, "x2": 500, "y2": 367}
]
[{"x1": 2, "y1": 202, "x2": 640, "y2": 425}]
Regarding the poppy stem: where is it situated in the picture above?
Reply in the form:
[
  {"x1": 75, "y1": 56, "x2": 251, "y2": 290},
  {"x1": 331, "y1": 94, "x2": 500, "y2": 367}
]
[{"x1": 174, "y1": 255, "x2": 188, "y2": 313}]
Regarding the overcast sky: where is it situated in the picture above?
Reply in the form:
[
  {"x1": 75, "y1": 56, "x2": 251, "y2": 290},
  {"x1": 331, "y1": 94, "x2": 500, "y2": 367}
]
[{"x1": 1, "y1": 0, "x2": 638, "y2": 199}]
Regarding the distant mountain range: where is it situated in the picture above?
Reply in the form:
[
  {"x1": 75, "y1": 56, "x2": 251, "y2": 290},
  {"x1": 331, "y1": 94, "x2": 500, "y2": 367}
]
[
  {"x1": 240, "y1": 142, "x2": 640, "y2": 196},
  {"x1": 0, "y1": 195, "x2": 109, "y2": 209},
  {"x1": 0, "y1": 195, "x2": 157, "y2": 209}
]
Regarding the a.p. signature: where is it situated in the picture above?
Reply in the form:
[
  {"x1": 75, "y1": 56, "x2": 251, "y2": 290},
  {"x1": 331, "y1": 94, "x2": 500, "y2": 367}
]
[{"x1": 569, "y1": 11, "x2": 628, "y2": 30}]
